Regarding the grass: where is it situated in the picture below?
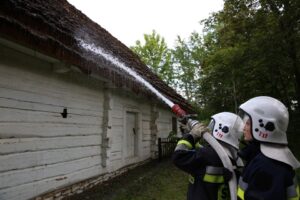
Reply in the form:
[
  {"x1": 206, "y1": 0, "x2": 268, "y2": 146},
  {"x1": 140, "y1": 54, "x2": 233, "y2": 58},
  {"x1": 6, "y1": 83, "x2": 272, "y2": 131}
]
[
  {"x1": 66, "y1": 159, "x2": 188, "y2": 200},
  {"x1": 65, "y1": 148, "x2": 300, "y2": 200}
]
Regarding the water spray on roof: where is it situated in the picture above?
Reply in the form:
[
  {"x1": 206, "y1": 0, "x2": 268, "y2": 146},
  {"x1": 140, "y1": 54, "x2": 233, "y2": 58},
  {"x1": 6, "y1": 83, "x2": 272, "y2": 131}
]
[{"x1": 77, "y1": 38, "x2": 186, "y2": 117}]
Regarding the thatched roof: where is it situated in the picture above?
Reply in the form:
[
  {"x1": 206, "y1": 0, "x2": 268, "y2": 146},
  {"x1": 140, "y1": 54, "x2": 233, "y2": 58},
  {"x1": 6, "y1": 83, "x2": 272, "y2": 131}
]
[{"x1": 0, "y1": 0, "x2": 195, "y2": 113}]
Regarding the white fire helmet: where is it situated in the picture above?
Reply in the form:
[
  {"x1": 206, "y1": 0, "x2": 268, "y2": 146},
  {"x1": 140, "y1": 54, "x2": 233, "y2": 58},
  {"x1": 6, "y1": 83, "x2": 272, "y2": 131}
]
[
  {"x1": 239, "y1": 96, "x2": 300, "y2": 169},
  {"x1": 208, "y1": 112, "x2": 244, "y2": 149},
  {"x1": 239, "y1": 96, "x2": 288, "y2": 144}
]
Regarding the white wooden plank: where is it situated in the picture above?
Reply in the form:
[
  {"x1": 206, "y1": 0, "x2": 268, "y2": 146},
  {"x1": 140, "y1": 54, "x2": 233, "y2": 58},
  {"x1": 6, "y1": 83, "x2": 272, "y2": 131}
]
[
  {"x1": 0, "y1": 64, "x2": 104, "y2": 105},
  {"x1": 110, "y1": 151, "x2": 122, "y2": 161},
  {"x1": 0, "y1": 146, "x2": 101, "y2": 173},
  {"x1": 110, "y1": 135, "x2": 123, "y2": 144},
  {"x1": 110, "y1": 142, "x2": 122, "y2": 152},
  {"x1": 142, "y1": 129, "x2": 151, "y2": 135},
  {"x1": 0, "y1": 122, "x2": 101, "y2": 138},
  {"x1": 0, "y1": 107, "x2": 101, "y2": 125},
  {"x1": 0, "y1": 96, "x2": 103, "y2": 117},
  {"x1": 142, "y1": 115, "x2": 151, "y2": 121},
  {"x1": 142, "y1": 121, "x2": 151, "y2": 130},
  {"x1": 0, "y1": 156, "x2": 101, "y2": 189},
  {"x1": 0, "y1": 86, "x2": 103, "y2": 112},
  {"x1": 111, "y1": 126, "x2": 123, "y2": 133},
  {"x1": 111, "y1": 117, "x2": 123, "y2": 126},
  {"x1": 0, "y1": 165, "x2": 102, "y2": 200},
  {"x1": 142, "y1": 134, "x2": 151, "y2": 141},
  {"x1": 110, "y1": 110, "x2": 123, "y2": 118},
  {"x1": 0, "y1": 135, "x2": 101, "y2": 155}
]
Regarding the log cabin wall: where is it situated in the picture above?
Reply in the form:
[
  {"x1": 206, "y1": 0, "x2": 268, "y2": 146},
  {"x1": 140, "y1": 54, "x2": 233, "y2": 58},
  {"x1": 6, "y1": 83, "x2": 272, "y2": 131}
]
[{"x1": 0, "y1": 39, "x2": 176, "y2": 200}]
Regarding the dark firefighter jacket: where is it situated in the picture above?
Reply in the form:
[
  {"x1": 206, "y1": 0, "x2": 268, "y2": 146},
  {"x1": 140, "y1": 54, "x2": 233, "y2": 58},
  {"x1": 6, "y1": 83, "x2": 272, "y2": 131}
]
[
  {"x1": 237, "y1": 142, "x2": 299, "y2": 200},
  {"x1": 172, "y1": 133, "x2": 236, "y2": 200}
]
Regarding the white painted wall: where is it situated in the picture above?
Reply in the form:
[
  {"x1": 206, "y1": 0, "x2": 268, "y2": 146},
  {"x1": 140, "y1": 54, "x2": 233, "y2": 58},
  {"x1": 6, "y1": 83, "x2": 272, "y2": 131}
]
[
  {"x1": 0, "y1": 40, "x2": 176, "y2": 200},
  {"x1": 157, "y1": 109, "x2": 173, "y2": 138},
  {"x1": 107, "y1": 93, "x2": 153, "y2": 171},
  {"x1": 0, "y1": 43, "x2": 105, "y2": 200}
]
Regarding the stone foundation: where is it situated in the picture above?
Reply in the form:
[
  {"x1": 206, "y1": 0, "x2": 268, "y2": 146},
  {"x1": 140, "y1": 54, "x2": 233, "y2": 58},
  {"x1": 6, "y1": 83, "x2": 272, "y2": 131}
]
[{"x1": 33, "y1": 159, "x2": 151, "y2": 200}]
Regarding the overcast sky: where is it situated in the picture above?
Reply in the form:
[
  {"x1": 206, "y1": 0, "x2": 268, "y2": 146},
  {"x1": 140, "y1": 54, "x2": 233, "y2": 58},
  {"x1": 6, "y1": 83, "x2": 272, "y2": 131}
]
[{"x1": 67, "y1": 0, "x2": 224, "y2": 48}]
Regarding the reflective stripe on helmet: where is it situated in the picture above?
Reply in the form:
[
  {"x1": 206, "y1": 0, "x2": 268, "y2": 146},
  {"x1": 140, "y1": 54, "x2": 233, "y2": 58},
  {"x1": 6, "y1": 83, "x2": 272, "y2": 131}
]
[{"x1": 175, "y1": 140, "x2": 193, "y2": 150}]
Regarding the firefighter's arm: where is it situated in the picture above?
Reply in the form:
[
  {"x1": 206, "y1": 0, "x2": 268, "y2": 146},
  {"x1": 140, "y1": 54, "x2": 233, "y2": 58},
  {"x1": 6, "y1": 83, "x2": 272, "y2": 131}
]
[{"x1": 172, "y1": 133, "x2": 208, "y2": 174}]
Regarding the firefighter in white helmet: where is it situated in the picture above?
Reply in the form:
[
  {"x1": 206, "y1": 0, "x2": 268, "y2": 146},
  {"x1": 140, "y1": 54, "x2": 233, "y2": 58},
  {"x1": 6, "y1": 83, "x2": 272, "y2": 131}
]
[
  {"x1": 173, "y1": 112, "x2": 244, "y2": 200},
  {"x1": 237, "y1": 96, "x2": 300, "y2": 200}
]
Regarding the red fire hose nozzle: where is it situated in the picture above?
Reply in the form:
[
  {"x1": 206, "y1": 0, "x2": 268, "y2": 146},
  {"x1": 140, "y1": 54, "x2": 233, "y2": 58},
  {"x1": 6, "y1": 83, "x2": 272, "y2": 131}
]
[{"x1": 171, "y1": 104, "x2": 187, "y2": 118}]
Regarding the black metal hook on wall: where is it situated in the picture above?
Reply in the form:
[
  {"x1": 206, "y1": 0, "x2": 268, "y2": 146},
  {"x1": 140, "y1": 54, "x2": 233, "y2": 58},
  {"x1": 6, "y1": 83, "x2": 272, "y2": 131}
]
[{"x1": 61, "y1": 108, "x2": 68, "y2": 118}]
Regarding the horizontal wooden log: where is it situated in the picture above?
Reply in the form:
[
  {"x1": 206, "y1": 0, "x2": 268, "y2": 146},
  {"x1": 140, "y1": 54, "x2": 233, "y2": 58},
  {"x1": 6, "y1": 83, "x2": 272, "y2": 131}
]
[
  {"x1": 0, "y1": 155, "x2": 101, "y2": 189},
  {"x1": 0, "y1": 96, "x2": 102, "y2": 117},
  {"x1": 0, "y1": 122, "x2": 101, "y2": 138},
  {"x1": 0, "y1": 107, "x2": 101, "y2": 125},
  {"x1": 0, "y1": 146, "x2": 101, "y2": 173},
  {"x1": 0, "y1": 164, "x2": 103, "y2": 200},
  {"x1": 0, "y1": 135, "x2": 101, "y2": 155},
  {"x1": 0, "y1": 85, "x2": 103, "y2": 113}
]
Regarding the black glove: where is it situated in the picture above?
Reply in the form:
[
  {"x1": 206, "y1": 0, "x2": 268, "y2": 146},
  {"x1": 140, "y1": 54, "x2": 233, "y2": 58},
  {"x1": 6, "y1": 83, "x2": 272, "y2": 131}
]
[{"x1": 223, "y1": 168, "x2": 233, "y2": 182}]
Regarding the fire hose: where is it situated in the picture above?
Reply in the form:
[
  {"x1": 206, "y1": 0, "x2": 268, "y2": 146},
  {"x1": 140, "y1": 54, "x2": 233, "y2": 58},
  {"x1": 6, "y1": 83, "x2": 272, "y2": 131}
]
[
  {"x1": 202, "y1": 132, "x2": 237, "y2": 200},
  {"x1": 172, "y1": 104, "x2": 237, "y2": 200}
]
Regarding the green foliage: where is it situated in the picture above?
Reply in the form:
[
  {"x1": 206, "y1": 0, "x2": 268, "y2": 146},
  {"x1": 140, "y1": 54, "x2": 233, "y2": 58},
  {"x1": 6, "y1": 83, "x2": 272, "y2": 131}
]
[
  {"x1": 172, "y1": 32, "x2": 205, "y2": 103},
  {"x1": 199, "y1": 0, "x2": 300, "y2": 116},
  {"x1": 130, "y1": 0, "x2": 300, "y2": 123},
  {"x1": 130, "y1": 30, "x2": 175, "y2": 87}
]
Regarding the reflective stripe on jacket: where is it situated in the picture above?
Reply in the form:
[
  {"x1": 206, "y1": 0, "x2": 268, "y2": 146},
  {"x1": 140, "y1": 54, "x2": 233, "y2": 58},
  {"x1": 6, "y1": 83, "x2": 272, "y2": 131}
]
[
  {"x1": 237, "y1": 152, "x2": 299, "y2": 200},
  {"x1": 188, "y1": 166, "x2": 225, "y2": 184},
  {"x1": 172, "y1": 134, "x2": 232, "y2": 200},
  {"x1": 238, "y1": 176, "x2": 299, "y2": 200}
]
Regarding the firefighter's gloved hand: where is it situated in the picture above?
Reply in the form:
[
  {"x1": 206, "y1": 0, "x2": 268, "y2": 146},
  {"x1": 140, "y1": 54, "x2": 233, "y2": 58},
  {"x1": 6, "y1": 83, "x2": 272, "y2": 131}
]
[
  {"x1": 178, "y1": 114, "x2": 199, "y2": 134},
  {"x1": 178, "y1": 114, "x2": 198, "y2": 125},
  {"x1": 223, "y1": 168, "x2": 233, "y2": 182},
  {"x1": 189, "y1": 122, "x2": 209, "y2": 141},
  {"x1": 179, "y1": 123, "x2": 189, "y2": 135}
]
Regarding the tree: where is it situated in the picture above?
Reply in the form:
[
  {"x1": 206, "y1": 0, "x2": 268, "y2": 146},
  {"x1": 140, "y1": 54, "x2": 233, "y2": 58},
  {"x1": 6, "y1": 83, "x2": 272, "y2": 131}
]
[
  {"x1": 130, "y1": 30, "x2": 175, "y2": 87},
  {"x1": 172, "y1": 32, "x2": 205, "y2": 104},
  {"x1": 198, "y1": 0, "x2": 300, "y2": 115}
]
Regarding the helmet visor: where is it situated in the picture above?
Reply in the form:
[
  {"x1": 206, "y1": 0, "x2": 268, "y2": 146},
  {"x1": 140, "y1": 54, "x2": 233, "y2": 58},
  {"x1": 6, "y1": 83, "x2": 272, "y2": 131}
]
[
  {"x1": 238, "y1": 110, "x2": 250, "y2": 124},
  {"x1": 208, "y1": 119, "x2": 215, "y2": 132},
  {"x1": 237, "y1": 109, "x2": 253, "y2": 141},
  {"x1": 232, "y1": 113, "x2": 244, "y2": 136}
]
